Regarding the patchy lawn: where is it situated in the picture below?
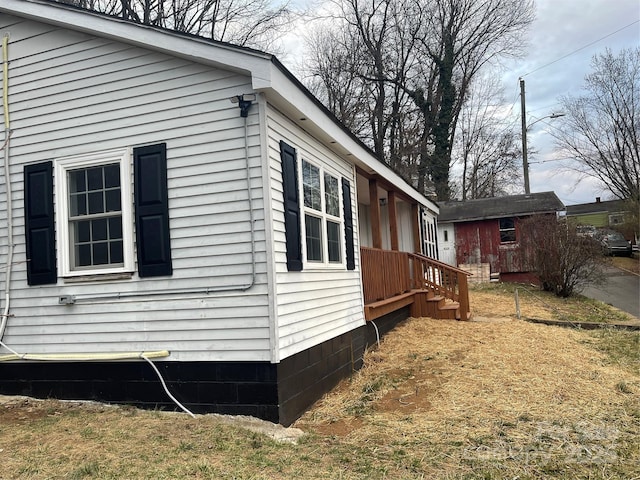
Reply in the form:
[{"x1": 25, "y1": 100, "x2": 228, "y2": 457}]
[
  {"x1": 470, "y1": 281, "x2": 639, "y2": 326},
  {"x1": 1, "y1": 287, "x2": 639, "y2": 479},
  {"x1": 612, "y1": 254, "x2": 640, "y2": 275}
]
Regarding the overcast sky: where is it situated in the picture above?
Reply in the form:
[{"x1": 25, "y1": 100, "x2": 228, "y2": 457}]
[
  {"x1": 279, "y1": 0, "x2": 640, "y2": 206},
  {"x1": 501, "y1": 0, "x2": 639, "y2": 206}
]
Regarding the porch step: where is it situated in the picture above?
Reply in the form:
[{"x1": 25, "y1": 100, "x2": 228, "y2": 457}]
[
  {"x1": 365, "y1": 289, "x2": 471, "y2": 322},
  {"x1": 438, "y1": 302, "x2": 461, "y2": 320},
  {"x1": 410, "y1": 291, "x2": 462, "y2": 320}
]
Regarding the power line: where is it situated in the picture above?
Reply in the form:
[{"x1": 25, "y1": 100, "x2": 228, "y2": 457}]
[{"x1": 521, "y1": 19, "x2": 639, "y2": 78}]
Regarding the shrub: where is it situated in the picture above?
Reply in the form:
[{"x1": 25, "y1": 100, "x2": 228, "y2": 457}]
[{"x1": 520, "y1": 215, "x2": 606, "y2": 297}]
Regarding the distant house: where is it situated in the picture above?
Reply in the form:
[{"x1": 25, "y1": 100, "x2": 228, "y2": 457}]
[
  {"x1": 437, "y1": 192, "x2": 565, "y2": 283},
  {"x1": 0, "y1": 0, "x2": 468, "y2": 425},
  {"x1": 565, "y1": 197, "x2": 630, "y2": 229}
]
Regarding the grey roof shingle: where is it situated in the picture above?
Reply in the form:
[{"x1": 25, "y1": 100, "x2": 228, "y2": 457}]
[
  {"x1": 437, "y1": 192, "x2": 565, "y2": 223},
  {"x1": 565, "y1": 199, "x2": 628, "y2": 216}
]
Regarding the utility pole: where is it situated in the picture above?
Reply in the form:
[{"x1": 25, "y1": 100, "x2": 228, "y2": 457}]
[{"x1": 520, "y1": 78, "x2": 530, "y2": 194}]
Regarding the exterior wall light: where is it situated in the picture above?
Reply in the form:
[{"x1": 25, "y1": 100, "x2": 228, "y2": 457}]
[{"x1": 230, "y1": 94, "x2": 256, "y2": 118}]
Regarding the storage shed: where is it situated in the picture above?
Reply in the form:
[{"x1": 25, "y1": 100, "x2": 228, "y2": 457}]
[{"x1": 437, "y1": 192, "x2": 565, "y2": 283}]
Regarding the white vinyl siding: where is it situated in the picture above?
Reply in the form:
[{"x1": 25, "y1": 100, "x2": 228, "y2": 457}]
[
  {"x1": 0, "y1": 16, "x2": 271, "y2": 361},
  {"x1": 266, "y1": 106, "x2": 365, "y2": 360}
]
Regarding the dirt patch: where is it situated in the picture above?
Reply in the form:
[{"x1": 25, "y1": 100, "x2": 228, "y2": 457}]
[
  {"x1": 0, "y1": 396, "x2": 116, "y2": 425},
  {"x1": 0, "y1": 395, "x2": 305, "y2": 444}
]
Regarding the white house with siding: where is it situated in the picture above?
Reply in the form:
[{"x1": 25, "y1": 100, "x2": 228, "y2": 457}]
[{"x1": 0, "y1": 0, "x2": 448, "y2": 425}]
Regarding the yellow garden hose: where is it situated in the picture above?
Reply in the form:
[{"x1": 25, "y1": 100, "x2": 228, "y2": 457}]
[{"x1": 0, "y1": 350, "x2": 170, "y2": 362}]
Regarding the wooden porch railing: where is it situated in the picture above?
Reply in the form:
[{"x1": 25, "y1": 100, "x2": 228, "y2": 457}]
[
  {"x1": 409, "y1": 252, "x2": 471, "y2": 319},
  {"x1": 360, "y1": 247, "x2": 471, "y2": 320}
]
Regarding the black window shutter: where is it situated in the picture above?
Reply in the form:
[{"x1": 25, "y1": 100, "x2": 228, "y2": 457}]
[
  {"x1": 342, "y1": 177, "x2": 356, "y2": 270},
  {"x1": 133, "y1": 143, "x2": 173, "y2": 277},
  {"x1": 279, "y1": 140, "x2": 302, "y2": 271},
  {"x1": 24, "y1": 161, "x2": 57, "y2": 285}
]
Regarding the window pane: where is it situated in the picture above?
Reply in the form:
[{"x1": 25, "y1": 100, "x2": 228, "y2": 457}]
[
  {"x1": 327, "y1": 220, "x2": 341, "y2": 263},
  {"x1": 69, "y1": 193, "x2": 87, "y2": 217},
  {"x1": 87, "y1": 167, "x2": 103, "y2": 190},
  {"x1": 302, "y1": 161, "x2": 321, "y2": 211},
  {"x1": 305, "y1": 214, "x2": 322, "y2": 261},
  {"x1": 92, "y1": 218, "x2": 108, "y2": 241},
  {"x1": 88, "y1": 191, "x2": 104, "y2": 214},
  {"x1": 76, "y1": 220, "x2": 91, "y2": 243},
  {"x1": 69, "y1": 170, "x2": 86, "y2": 193},
  {"x1": 104, "y1": 164, "x2": 120, "y2": 188},
  {"x1": 92, "y1": 242, "x2": 109, "y2": 265},
  {"x1": 105, "y1": 189, "x2": 121, "y2": 212},
  {"x1": 500, "y1": 230, "x2": 516, "y2": 243},
  {"x1": 76, "y1": 244, "x2": 91, "y2": 267},
  {"x1": 499, "y1": 218, "x2": 515, "y2": 230},
  {"x1": 324, "y1": 173, "x2": 339, "y2": 217},
  {"x1": 110, "y1": 241, "x2": 124, "y2": 264},
  {"x1": 109, "y1": 216, "x2": 122, "y2": 239}
]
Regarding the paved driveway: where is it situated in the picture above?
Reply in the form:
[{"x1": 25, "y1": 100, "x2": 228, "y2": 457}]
[{"x1": 582, "y1": 266, "x2": 640, "y2": 319}]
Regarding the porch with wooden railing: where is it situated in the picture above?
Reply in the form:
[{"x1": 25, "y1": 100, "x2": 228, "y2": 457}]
[{"x1": 360, "y1": 247, "x2": 472, "y2": 322}]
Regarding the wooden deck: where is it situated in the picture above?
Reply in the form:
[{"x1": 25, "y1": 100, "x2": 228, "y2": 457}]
[{"x1": 361, "y1": 247, "x2": 471, "y2": 321}]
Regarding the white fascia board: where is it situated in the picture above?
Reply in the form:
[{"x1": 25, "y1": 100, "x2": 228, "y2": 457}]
[
  {"x1": 1, "y1": 0, "x2": 273, "y2": 79},
  {"x1": 264, "y1": 66, "x2": 439, "y2": 214}
]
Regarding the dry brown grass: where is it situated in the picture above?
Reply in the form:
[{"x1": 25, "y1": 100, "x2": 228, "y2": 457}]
[
  {"x1": 294, "y1": 284, "x2": 640, "y2": 477},
  {"x1": 297, "y1": 318, "x2": 639, "y2": 468}
]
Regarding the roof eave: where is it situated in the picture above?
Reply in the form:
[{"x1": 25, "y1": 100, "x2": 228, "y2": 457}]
[
  {"x1": 1, "y1": 0, "x2": 273, "y2": 80},
  {"x1": 439, "y1": 209, "x2": 562, "y2": 223}
]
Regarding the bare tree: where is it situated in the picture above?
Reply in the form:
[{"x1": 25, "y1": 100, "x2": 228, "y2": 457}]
[
  {"x1": 453, "y1": 74, "x2": 520, "y2": 200},
  {"x1": 555, "y1": 47, "x2": 640, "y2": 205},
  {"x1": 305, "y1": 26, "x2": 371, "y2": 140},
  {"x1": 305, "y1": 0, "x2": 534, "y2": 200},
  {"x1": 54, "y1": 0, "x2": 293, "y2": 49}
]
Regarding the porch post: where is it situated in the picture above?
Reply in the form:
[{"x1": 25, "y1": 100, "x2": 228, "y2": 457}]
[
  {"x1": 369, "y1": 179, "x2": 382, "y2": 249},
  {"x1": 412, "y1": 203, "x2": 421, "y2": 254},
  {"x1": 388, "y1": 191, "x2": 399, "y2": 251}
]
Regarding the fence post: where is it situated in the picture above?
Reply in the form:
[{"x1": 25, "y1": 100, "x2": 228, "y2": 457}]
[{"x1": 457, "y1": 271, "x2": 470, "y2": 321}]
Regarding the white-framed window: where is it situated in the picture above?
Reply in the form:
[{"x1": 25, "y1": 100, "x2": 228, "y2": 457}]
[
  {"x1": 55, "y1": 149, "x2": 134, "y2": 277},
  {"x1": 301, "y1": 159, "x2": 343, "y2": 266}
]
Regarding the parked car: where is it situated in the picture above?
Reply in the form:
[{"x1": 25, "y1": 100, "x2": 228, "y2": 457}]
[
  {"x1": 576, "y1": 225, "x2": 598, "y2": 238},
  {"x1": 599, "y1": 230, "x2": 632, "y2": 256}
]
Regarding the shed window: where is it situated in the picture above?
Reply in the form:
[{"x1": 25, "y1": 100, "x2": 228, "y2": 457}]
[{"x1": 499, "y1": 217, "x2": 516, "y2": 243}]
